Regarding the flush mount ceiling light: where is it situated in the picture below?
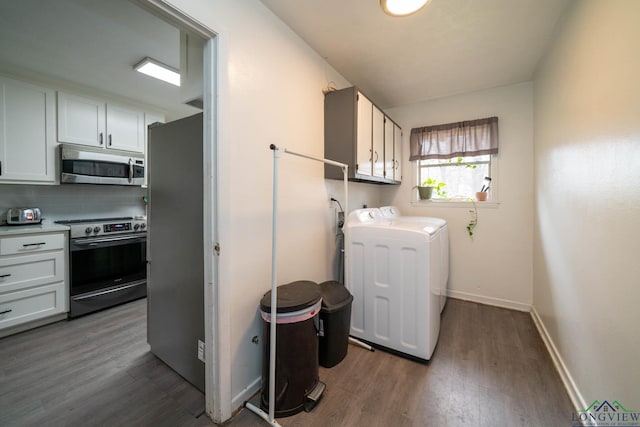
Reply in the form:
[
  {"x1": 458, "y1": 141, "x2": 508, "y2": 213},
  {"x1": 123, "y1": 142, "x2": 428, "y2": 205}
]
[
  {"x1": 134, "y1": 57, "x2": 180, "y2": 87},
  {"x1": 380, "y1": 0, "x2": 430, "y2": 17}
]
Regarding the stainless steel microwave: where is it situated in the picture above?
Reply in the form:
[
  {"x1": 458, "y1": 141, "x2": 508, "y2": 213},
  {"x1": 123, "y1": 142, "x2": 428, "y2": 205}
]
[{"x1": 60, "y1": 144, "x2": 145, "y2": 186}]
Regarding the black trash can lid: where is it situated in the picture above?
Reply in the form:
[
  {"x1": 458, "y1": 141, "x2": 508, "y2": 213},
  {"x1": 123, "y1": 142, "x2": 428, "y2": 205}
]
[
  {"x1": 260, "y1": 280, "x2": 321, "y2": 313},
  {"x1": 319, "y1": 281, "x2": 353, "y2": 312}
]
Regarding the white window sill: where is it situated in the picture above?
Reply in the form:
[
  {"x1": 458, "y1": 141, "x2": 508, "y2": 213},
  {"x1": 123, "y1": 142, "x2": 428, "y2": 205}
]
[{"x1": 410, "y1": 199, "x2": 500, "y2": 209}]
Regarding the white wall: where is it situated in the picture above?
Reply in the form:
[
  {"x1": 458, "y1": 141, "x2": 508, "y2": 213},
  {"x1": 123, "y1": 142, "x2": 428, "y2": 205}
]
[
  {"x1": 533, "y1": 0, "x2": 640, "y2": 410},
  {"x1": 0, "y1": 184, "x2": 146, "y2": 222},
  {"x1": 382, "y1": 82, "x2": 534, "y2": 310},
  {"x1": 164, "y1": 0, "x2": 381, "y2": 417}
]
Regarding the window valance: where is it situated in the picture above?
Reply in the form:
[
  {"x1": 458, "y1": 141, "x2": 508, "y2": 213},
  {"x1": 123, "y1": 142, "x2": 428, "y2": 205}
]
[{"x1": 409, "y1": 116, "x2": 499, "y2": 161}]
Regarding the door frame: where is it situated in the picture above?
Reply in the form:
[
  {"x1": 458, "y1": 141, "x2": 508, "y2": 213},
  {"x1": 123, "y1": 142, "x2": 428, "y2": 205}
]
[{"x1": 133, "y1": 0, "x2": 229, "y2": 422}]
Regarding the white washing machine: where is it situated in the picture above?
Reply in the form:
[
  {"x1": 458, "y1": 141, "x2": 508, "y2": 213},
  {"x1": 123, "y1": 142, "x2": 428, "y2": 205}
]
[
  {"x1": 345, "y1": 208, "x2": 441, "y2": 361},
  {"x1": 379, "y1": 206, "x2": 450, "y2": 313}
]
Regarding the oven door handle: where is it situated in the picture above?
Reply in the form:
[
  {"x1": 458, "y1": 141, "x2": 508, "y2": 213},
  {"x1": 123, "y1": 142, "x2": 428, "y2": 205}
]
[
  {"x1": 72, "y1": 234, "x2": 146, "y2": 246},
  {"x1": 73, "y1": 280, "x2": 146, "y2": 301}
]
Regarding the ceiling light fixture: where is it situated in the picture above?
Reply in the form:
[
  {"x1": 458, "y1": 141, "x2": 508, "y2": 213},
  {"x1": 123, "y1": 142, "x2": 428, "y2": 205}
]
[
  {"x1": 380, "y1": 0, "x2": 430, "y2": 17},
  {"x1": 134, "y1": 57, "x2": 180, "y2": 87}
]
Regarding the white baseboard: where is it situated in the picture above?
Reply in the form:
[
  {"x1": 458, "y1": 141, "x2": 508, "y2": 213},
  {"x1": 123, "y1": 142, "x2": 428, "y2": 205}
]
[
  {"x1": 530, "y1": 306, "x2": 587, "y2": 413},
  {"x1": 447, "y1": 289, "x2": 531, "y2": 312},
  {"x1": 231, "y1": 376, "x2": 261, "y2": 414}
]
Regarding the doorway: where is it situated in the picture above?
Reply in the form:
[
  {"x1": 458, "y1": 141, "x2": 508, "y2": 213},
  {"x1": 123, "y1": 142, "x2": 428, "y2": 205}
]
[{"x1": 0, "y1": 0, "x2": 222, "y2": 422}]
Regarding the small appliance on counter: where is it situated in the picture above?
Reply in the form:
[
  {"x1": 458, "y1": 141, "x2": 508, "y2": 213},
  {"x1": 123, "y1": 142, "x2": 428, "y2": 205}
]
[{"x1": 6, "y1": 208, "x2": 42, "y2": 225}]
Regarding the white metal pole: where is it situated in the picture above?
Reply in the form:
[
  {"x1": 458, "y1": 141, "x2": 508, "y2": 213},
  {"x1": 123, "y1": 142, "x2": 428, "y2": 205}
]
[
  {"x1": 268, "y1": 145, "x2": 279, "y2": 423},
  {"x1": 245, "y1": 145, "x2": 282, "y2": 427},
  {"x1": 342, "y1": 165, "x2": 348, "y2": 287},
  {"x1": 245, "y1": 145, "x2": 349, "y2": 426}
]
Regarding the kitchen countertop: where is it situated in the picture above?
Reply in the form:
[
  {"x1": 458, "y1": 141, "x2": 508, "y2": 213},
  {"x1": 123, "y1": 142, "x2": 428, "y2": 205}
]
[{"x1": 0, "y1": 221, "x2": 70, "y2": 236}]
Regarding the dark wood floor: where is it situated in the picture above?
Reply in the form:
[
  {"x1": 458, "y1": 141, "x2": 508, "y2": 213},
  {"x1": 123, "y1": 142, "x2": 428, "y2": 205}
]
[
  {"x1": 230, "y1": 299, "x2": 574, "y2": 427},
  {"x1": 0, "y1": 299, "x2": 210, "y2": 427},
  {"x1": 0, "y1": 298, "x2": 573, "y2": 427}
]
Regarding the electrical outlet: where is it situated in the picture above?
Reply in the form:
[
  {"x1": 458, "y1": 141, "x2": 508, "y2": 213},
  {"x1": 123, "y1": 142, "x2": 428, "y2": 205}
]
[{"x1": 197, "y1": 340, "x2": 205, "y2": 362}]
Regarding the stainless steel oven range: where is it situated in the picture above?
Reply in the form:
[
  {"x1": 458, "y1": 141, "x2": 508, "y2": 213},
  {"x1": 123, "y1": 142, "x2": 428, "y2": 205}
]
[{"x1": 55, "y1": 217, "x2": 147, "y2": 318}]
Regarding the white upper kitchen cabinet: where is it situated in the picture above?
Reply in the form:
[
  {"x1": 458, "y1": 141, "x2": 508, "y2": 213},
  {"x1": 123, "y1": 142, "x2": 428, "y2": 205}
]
[
  {"x1": 384, "y1": 116, "x2": 394, "y2": 180},
  {"x1": 0, "y1": 76, "x2": 56, "y2": 184},
  {"x1": 58, "y1": 92, "x2": 144, "y2": 153},
  {"x1": 105, "y1": 104, "x2": 144, "y2": 152},
  {"x1": 393, "y1": 123, "x2": 403, "y2": 182},
  {"x1": 372, "y1": 105, "x2": 385, "y2": 179},
  {"x1": 356, "y1": 92, "x2": 373, "y2": 177},
  {"x1": 57, "y1": 92, "x2": 105, "y2": 148}
]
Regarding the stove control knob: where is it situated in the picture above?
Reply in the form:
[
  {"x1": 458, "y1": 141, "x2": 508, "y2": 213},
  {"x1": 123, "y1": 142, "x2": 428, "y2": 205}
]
[
  {"x1": 140, "y1": 223, "x2": 146, "y2": 230},
  {"x1": 134, "y1": 223, "x2": 140, "y2": 231},
  {"x1": 93, "y1": 226, "x2": 101, "y2": 233},
  {"x1": 85, "y1": 227, "x2": 92, "y2": 234}
]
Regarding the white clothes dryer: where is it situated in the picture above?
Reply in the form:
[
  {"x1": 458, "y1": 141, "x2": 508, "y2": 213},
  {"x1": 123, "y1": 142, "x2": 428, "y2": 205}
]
[
  {"x1": 379, "y1": 206, "x2": 450, "y2": 313},
  {"x1": 345, "y1": 208, "x2": 441, "y2": 361}
]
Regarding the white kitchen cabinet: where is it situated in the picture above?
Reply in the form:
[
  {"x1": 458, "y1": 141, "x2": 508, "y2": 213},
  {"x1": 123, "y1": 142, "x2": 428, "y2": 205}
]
[
  {"x1": 0, "y1": 230, "x2": 68, "y2": 337},
  {"x1": 384, "y1": 116, "x2": 394, "y2": 180},
  {"x1": 0, "y1": 76, "x2": 56, "y2": 184},
  {"x1": 393, "y1": 123, "x2": 403, "y2": 181},
  {"x1": 372, "y1": 105, "x2": 385, "y2": 179},
  {"x1": 356, "y1": 93, "x2": 373, "y2": 176},
  {"x1": 57, "y1": 92, "x2": 105, "y2": 147},
  {"x1": 106, "y1": 104, "x2": 144, "y2": 152},
  {"x1": 57, "y1": 92, "x2": 145, "y2": 153},
  {"x1": 324, "y1": 86, "x2": 401, "y2": 184}
]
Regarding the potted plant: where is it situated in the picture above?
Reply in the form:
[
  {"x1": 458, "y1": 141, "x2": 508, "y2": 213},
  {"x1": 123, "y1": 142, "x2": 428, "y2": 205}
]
[{"x1": 415, "y1": 178, "x2": 447, "y2": 200}]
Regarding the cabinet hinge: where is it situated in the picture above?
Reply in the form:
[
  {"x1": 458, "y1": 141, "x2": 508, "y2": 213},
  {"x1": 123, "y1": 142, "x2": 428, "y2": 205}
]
[{"x1": 214, "y1": 243, "x2": 220, "y2": 256}]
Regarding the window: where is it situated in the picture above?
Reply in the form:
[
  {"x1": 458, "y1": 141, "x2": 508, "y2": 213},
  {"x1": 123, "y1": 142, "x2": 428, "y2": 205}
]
[
  {"x1": 418, "y1": 155, "x2": 490, "y2": 199},
  {"x1": 410, "y1": 117, "x2": 498, "y2": 201}
]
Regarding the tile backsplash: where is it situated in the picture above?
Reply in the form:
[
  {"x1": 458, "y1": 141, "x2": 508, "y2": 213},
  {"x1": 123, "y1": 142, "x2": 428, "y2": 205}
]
[{"x1": 0, "y1": 184, "x2": 147, "y2": 224}]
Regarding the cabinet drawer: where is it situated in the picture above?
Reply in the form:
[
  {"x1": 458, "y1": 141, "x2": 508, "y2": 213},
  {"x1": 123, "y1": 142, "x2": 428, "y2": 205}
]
[
  {"x1": 0, "y1": 233, "x2": 65, "y2": 256},
  {"x1": 0, "y1": 251, "x2": 65, "y2": 294},
  {"x1": 0, "y1": 282, "x2": 67, "y2": 330}
]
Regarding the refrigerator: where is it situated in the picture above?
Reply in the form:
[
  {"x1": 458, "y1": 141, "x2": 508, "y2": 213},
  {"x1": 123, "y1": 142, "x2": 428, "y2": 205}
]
[{"x1": 147, "y1": 113, "x2": 205, "y2": 392}]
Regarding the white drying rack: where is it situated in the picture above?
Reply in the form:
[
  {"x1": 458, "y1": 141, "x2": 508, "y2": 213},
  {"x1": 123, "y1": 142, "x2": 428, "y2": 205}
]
[{"x1": 244, "y1": 144, "x2": 371, "y2": 427}]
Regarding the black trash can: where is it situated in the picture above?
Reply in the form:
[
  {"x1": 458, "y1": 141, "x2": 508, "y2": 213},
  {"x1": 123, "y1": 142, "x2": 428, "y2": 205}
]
[
  {"x1": 318, "y1": 281, "x2": 353, "y2": 368},
  {"x1": 259, "y1": 280, "x2": 325, "y2": 417}
]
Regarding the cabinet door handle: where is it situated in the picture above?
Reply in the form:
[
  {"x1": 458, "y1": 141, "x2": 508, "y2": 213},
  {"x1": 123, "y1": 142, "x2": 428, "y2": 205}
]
[
  {"x1": 374, "y1": 151, "x2": 379, "y2": 162},
  {"x1": 0, "y1": 160, "x2": 2, "y2": 176},
  {"x1": 22, "y1": 242, "x2": 46, "y2": 247},
  {"x1": 108, "y1": 134, "x2": 113, "y2": 146},
  {"x1": 369, "y1": 149, "x2": 373, "y2": 162},
  {"x1": 99, "y1": 132, "x2": 104, "y2": 145},
  {"x1": 0, "y1": 273, "x2": 11, "y2": 278},
  {"x1": 0, "y1": 309, "x2": 12, "y2": 315}
]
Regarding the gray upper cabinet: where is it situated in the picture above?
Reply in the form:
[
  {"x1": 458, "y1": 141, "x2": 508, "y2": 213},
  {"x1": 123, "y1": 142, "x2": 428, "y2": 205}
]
[{"x1": 324, "y1": 86, "x2": 401, "y2": 184}]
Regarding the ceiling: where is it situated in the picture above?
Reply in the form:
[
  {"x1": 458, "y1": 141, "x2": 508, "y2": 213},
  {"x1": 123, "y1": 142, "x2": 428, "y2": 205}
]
[
  {"x1": 0, "y1": 1, "x2": 571, "y2": 114},
  {"x1": 0, "y1": 0, "x2": 200, "y2": 118},
  {"x1": 260, "y1": 0, "x2": 571, "y2": 108}
]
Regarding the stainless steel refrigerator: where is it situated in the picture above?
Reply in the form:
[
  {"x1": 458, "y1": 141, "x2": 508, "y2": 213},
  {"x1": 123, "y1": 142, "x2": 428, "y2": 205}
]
[{"x1": 147, "y1": 113, "x2": 205, "y2": 392}]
